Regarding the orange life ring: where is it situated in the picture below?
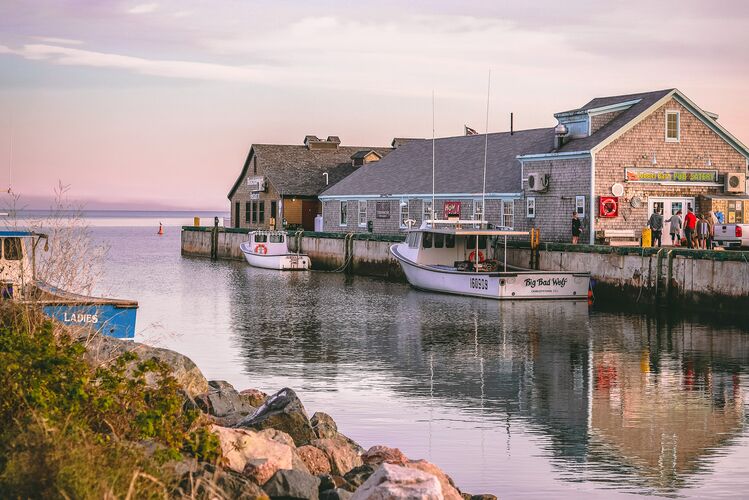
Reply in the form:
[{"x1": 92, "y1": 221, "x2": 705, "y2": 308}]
[
  {"x1": 254, "y1": 243, "x2": 268, "y2": 255},
  {"x1": 469, "y1": 250, "x2": 486, "y2": 263}
]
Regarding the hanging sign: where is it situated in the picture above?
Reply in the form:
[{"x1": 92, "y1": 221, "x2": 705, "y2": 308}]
[
  {"x1": 375, "y1": 201, "x2": 391, "y2": 219},
  {"x1": 443, "y1": 201, "x2": 462, "y2": 218},
  {"x1": 625, "y1": 168, "x2": 717, "y2": 184}
]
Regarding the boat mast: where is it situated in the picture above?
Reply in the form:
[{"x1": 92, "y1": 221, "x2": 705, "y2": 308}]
[
  {"x1": 431, "y1": 90, "x2": 435, "y2": 226},
  {"x1": 481, "y1": 70, "x2": 491, "y2": 226}
]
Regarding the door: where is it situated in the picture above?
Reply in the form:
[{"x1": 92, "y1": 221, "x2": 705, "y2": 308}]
[
  {"x1": 648, "y1": 197, "x2": 695, "y2": 245},
  {"x1": 301, "y1": 200, "x2": 320, "y2": 231}
]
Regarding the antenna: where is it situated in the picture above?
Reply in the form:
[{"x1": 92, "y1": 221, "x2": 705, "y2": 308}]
[
  {"x1": 431, "y1": 89, "x2": 435, "y2": 225},
  {"x1": 481, "y1": 70, "x2": 491, "y2": 224},
  {"x1": 8, "y1": 114, "x2": 12, "y2": 193}
]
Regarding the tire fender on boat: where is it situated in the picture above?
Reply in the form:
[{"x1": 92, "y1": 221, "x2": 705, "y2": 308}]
[{"x1": 254, "y1": 244, "x2": 268, "y2": 255}]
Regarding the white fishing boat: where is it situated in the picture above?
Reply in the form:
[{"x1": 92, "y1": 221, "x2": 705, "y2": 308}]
[
  {"x1": 391, "y1": 221, "x2": 590, "y2": 300},
  {"x1": 240, "y1": 230, "x2": 311, "y2": 271}
]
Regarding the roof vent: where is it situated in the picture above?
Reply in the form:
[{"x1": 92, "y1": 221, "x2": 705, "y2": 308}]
[
  {"x1": 554, "y1": 123, "x2": 568, "y2": 136},
  {"x1": 304, "y1": 135, "x2": 340, "y2": 150},
  {"x1": 554, "y1": 123, "x2": 569, "y2": 150}
]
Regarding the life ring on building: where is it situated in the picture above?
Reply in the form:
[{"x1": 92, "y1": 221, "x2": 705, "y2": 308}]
[
  {"x1": 254, "y1": 244, "x2": 268, "y2": 255},
  {"x1": 600, "y1": 197, "x2": 618, "y2": 217},
  {"x1": 469, "y1": 250, "x2": 486, "y2": 263}
]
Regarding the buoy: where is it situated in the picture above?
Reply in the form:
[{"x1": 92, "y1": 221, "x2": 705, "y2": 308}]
[
  {"x1": 157, "y1": 222, "x2": 164, "y2": 235},
  {"x1": 587, "y1": 288, "x2": 594, "y2": 306}
]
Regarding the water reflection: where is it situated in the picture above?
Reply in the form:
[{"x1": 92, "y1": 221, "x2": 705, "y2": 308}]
[{"x1": 228, "y1": 264, "x2": 747, "y2": 496}]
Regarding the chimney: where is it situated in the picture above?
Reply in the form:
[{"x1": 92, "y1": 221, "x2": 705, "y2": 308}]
[
  {"x1": 304, "y1": 135, "x2": 340, "y2": 150},
  {"x1": 554, "y1": 123, "x2": 568, "y2": 150}
]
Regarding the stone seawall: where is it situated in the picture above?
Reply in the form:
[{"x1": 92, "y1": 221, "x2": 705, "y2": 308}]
[{"x1": 181, "y1": 227, "x2": 749, "y2": 313}]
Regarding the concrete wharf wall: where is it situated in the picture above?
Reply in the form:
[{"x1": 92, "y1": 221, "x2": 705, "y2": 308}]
[{"x1": 181, "y1": 227, "x2": 749, "y2": 313}]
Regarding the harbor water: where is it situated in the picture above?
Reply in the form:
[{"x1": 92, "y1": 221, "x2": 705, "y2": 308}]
[{"x1": 87, "y1": 216, "x2": 747, "y2": 499}]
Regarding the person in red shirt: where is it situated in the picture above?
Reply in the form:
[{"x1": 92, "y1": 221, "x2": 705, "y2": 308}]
[{"x1": 684, "y1": 207, "x2": 697, "y2": 248}]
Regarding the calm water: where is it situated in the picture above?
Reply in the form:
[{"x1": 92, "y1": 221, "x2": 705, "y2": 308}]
[{"x1": 87, "y1": 218, "x2": 748, "y2": 499}]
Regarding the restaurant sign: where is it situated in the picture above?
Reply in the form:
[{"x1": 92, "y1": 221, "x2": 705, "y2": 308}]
[
  {"x1": 375, "y1": 201, "x2": 391, "y2": 219},
  {"x1": 443, "y1": 201, "x2": 462, "y2": 218},
  {"x1": 625, "y1": 168, "x2": 718, "y2": 184}
]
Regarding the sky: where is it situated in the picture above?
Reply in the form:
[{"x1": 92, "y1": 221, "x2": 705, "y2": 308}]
[{"x1": 1, "y1": 1, "x2": 748, "y2": 210}]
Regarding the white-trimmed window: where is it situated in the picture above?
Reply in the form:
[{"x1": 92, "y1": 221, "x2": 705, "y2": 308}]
[
  {"x1": 400, "y1": 199, "x2": 409, "y2": 228},
  {"x1": 339, "y1": 201, "x2": 348, "y2": 226},
  {"x1": 422, "y1": 200, "x2": 433, "y2": 225},
  {"x1": 358, "y1": 200, "x2": 367, "y2": 226},
  {"x1": 666, "y1": 110, "x2": 680, "y2": 142},
  {"x1": 502, "y1": 200, "x2": 514, "y2": 228},
  {"x1": 526, "y1": 197, "x2": 535, "y2": 218},
  {"x1": 575, "y1": 195, "x2": 586, "y2": 218},
  {"x1": 473, "y1": 200, "x2": 484, "y2": 221}
]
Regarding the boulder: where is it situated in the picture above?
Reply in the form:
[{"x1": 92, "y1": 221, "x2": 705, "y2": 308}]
[
  {"x1": 262, "y1": 469, "x2": 321, "y2": 500},
  {"x1": 351, "y1": 463, "x2": 442, "y2": 500},
  {"x1": 241, "y1": 388, "x2": 270, "y2": 407},
  {"x1": 310, "y1": 412, "x2": 338, "y2": 439},
  {"x1": 319, "y1": 474, "x2": 353, "y2": 492},
  {"x1": 211, "y1": 425, "x2": 295, "y2": 484},
  {"x1": 469, "y1": 495, "x2": 497, "y2": 500},
  {"x1": 173, "y1": 461, "x2": 269, "y2": 499},
  {"x1": 83, "y1": 335, "x2": 209, "y2": 398},
  {"x1": 406, "y1": 460, "x2": 462, "y2": 500},
  {"x1": 196, "y1": 380, "x2": 256, "y2": 425},
  {"x1": 258, "y1": 428, "x2": 297, "y2": 449},
  {"x1": 311, "y1": 437, "x2": 363, "y2": 476},
  {"x1": 236, "y1": 388, "x2": 317, "y2": 446},
  {"x1": 362, "y1": 446, "x2": 408, "y2": 467},
  {"x1": 343, "y1": 465, "x2": 376, "y2": 489},
  {"x1": 320, "y1": 488, "x2": 353, "y2": 500},
  {"x1": 297, "y1": 445, "x2": 332, "y2": 475}
]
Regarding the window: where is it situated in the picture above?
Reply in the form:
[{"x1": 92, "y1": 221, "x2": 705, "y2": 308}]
[
  {"x1": 434, "y1": 233, "x2": 445, "y2": 248},
  {"x1": 422, "y1": 200, "x2": 433, "y2": 224},
  {"x1": 340, "y1": 201, "x2": 348, "y2": 226},
  {"x1": 666, "y1": 110, "x2": 680, "y2": 142},
  {"x1": 270, "y1": 201, "x2": 277, "y2": 222},
  {"x1": 245, "y1": 202, "x2": 251, "y2": 223},
  {"x1": 422, "y1": 232, "x2": 433, "y2": 248},
  {"x1": 473, "y1": 200, "x2": 483, "y2": 221},
  {"x1": 445, "y1": 234, "x2": 456, "y2": 248},
  {"x1": 502, "y1": 200, "x2": 514, "y2": 228},
  {"x1": 253, "y1": 156, "x2": 258, "y2": 175},
  {"x1": 270, "y1": 234, "x2": 284, "y2": 243},
  {"x1": 251, "y1": 202, "x2": 257, "y2": 223},
  {"x1": 526, "y1": 197, "x2": 535, "y2": 218},
  {"x1": 235, "y1": 202, "x2": 240, "y2": 228},
  {"x1": 575, "y1": 195, "x2": 586, "y2": 218},
  {"x1": 406, "y1": 232, "x2": 420, "y2": 248},
  {"x1": 3, "y1": 238, "x2": 22, "y2": 260},
  {"x1": 259, "y1": 201, "x2": 265, "y2": 224},
  {"x1": 358, "y1": 201, "x2": 367, "y2": 226},
  {"x1": 254, "y1": 234, "x2": 267, "y2": 243},
  {"x1": 400, "y1": 200, "x2": 409, "y2": 228}
]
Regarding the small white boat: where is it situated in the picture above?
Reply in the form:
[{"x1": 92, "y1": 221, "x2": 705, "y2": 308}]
[
  {"x1": 391, "y1": 221, "x2": 590, "y2": 300},
  {"x1": 240, "y1": 230, "x2": 311, "y2": 271}
]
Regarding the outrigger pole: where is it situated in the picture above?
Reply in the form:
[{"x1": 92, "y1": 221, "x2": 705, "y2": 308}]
[
  {"x1": 431, "y1": 90, "x2": 436, "y2": 226},
  {"x1": 481, "y1": 69, "x2": 491, "y2": 226}
]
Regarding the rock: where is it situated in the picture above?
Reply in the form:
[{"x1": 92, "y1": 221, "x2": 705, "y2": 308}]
[
  {"x1": 469, "y1": 495, "x2": 497, "y2": 500},
  {"x1": 406, "y1": 460, "x2": 462, "y2": 500},
  {"x1": 241, "y1": 388, "x2": 270, "y2": 407},
  {"x1": 351, "y1": 463, "x2": 442, "y2": 500},
  {"x1": 174, "y1": 461, "x2": 269, "y2": 499},
  {"x1": 311, "y1": 437, "x2": 363, "y2": 476},
  {"x1": 319, "y1": 474, "x2": 353, "y2": 492},
  {"x1": 258, "y1": 428, "x2": 297, "y2": 449},
  {"x1": 310, "y1": 412, "x2": 338, "y2": 439},
  {"x1": 262, "y1": 469, "x2": 321, "y2": 500},
  {"x1": 343, "y1": 465, "x2": 376, "y2": 489},
  {"x1": 361, "y1": 446, "x2": 408, "y2": 467},
  {"x1": 297, "y1": 445, "x2": 332, "y2": 475},
  {"x1": 320, "y1": 488, "x2": 353, "y2": 500},
  {"x1": 211, "y1": 425, "x2": 295, "y2": 483},
  {"x1": 83, "y1": 335, "x2": 209, "y2": 398},
  {"x1": 462, "y1": 494, "x2": 473, "y2": 500},
  {"x1": 237, "y1": 388, "x2": 317, "y2": 446},
  {"x1": 196, "y1": 380, "x2": 256, "y2": 426}
]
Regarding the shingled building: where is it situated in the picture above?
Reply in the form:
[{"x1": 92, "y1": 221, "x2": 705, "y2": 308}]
[{"x1": 227, "y1": 136, "x2": 392, "y2": 230}]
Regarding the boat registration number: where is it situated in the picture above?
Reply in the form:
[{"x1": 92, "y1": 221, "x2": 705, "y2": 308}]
[{"x1": 469, "y1": 277, "x2": 488, "y2": 290}]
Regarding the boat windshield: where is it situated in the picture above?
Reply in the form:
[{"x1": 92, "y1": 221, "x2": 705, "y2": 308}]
[
  {"x1": 254, "y1": 234, "x2": 268, "y2": 243},
  {"x1": 269, "y1": 234, "x2": 284, "y2": 244},
  {"x1": 2, "y1": 238, "x2": 22, "y2": 260}
]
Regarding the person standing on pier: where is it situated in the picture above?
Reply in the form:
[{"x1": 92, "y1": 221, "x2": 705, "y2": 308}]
[
  {"x1": 684, "y1": 207, "x2": 697, "y2": 249},
  {"x1": 667, "y1": 210, "x2": 683, "y2": 246},
  {"x1": 571, "y1": 211, "x2": 582, "y2": 245},
  {"x1": 648, "y1": 208, "x2": 664, "y2": 247}
]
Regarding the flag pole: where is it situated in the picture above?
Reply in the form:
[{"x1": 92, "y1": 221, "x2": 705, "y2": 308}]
[
  {"x1": 431, "y1": 89, "x2": 435, "y2": 226},
  {"x1": 481, "y1": 70, "x2": 491, "y2": 225}
]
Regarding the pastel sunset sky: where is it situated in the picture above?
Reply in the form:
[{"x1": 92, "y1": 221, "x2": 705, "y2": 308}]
[{"x1": 1, "y1": 1, "x2": 748, "y2": 210}]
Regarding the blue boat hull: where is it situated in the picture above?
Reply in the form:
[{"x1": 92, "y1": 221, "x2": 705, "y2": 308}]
[{"x1": 42, "y1": 303, "x2": 137, "y2": 339}]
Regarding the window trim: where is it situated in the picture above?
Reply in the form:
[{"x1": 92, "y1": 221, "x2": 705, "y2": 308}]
[
  {"x1": 422, "y1": 200, "x2": 433, "y2": 225},
  {"x1": 665, "y1": 110, "x2": 680, "y2": 142},
  {"x1": 399, "y1": 199, "x2": 410, "y2": 229},
  {"x1": 339, "y1": 200, "x2": 348, "y2": 226},
  {"x1": 502, "y1": 200, "x2": 514, "y2": 229},
  {"x1": 575, "y1": 195, "x2": 586, "y2": 218},
  {"x1": 358, "y1": 200, "x2": 367, "y2": 227},
  {"x1": 473, "y1": 200, "x2": 483, "y2": 221},
  {"x1": 526, "y1": 197, "x2": 535, "y2": 219}
]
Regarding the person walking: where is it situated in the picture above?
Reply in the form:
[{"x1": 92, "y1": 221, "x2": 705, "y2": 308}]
[
  {"x1": 684, "y1": 207, "x2": 697, "y2": 249},
  {"x1": 648, "y1": 208, "x2": 664, "y2": 247},
  {"x1": 667, "y1": 210, "x2": 683, "y2": 246},
  {"x1": 697, "y1": 214, "x2": 709, "y2": 249},
  {"x1": 707, "y1": 210, "x2": 717, "y2": 249},
  {"x1": 571, "y1": 211, "x2": 582, "y2": 245}
]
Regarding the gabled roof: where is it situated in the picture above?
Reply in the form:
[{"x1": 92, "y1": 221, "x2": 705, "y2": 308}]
[
  {"x1": 228, "y1": 143, "x2": 393, "y2": 199},
  {"x1": 321, "y1": 128, "x2": 554, "y2": 198},
  {"x1": 350, "y1": 150, "x2": 382, "y2": 160}
]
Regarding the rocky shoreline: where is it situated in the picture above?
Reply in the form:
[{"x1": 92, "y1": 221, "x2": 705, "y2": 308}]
[{"x1": 85, "y1": 333, "x2": 497, "y2": 499}]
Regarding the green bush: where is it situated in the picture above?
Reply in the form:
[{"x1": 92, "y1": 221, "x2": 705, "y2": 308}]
[{"x1": 0, "y1": 304, "x2": 221, "y2": 498}]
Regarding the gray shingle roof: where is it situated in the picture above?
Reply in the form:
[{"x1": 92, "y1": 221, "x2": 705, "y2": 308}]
[
  {"x1": 228, "y1": 144, "x2": 392, "y2": 198},
  {"x1": 321, "y1": 128, "x2": 555, "y2": 197}
]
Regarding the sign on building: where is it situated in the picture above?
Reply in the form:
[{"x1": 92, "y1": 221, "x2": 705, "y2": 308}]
[
  {"x1": 443, "y1": 201, "x2": 461, "y2": 218},
  {"x1": 375, "y1": 201, "x2": 391, "y2": 219},
  {"x1": 246, "y1": 176, "x2": 266, "y2": 192},
  {"x1": 625, "y1": 168, "x2": 718, "y2": 184}
]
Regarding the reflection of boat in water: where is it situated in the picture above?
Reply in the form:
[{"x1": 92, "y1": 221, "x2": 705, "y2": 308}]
[
  {"x1": 240, "y1": 230, "x2": 310, "y2": 271},
  {"x1": 391, "y1": 222, "x2": 590, "y2": 300},
  {"x1": 0, "y1": 231, "x2": 137, "y2": 338}
]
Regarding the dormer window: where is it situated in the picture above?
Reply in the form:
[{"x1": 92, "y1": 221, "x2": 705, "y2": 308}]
[{"x1": 666, "y1": 111, "x2": 680, "y2": 142}]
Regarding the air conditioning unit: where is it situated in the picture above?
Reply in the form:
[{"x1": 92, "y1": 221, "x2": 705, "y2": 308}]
[
  {"x1": 725, "y1": 173, "x2": 746, "y2": 193},
  {"x1": 527, "y1": 173, "x2": 550, "y2": 192}
]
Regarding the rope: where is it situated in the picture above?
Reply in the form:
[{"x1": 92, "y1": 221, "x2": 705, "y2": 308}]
[{"x1": 311, "y1": 233, "x2": 355, "y2": 273}]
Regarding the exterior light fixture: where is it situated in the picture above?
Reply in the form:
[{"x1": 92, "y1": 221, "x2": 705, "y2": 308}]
[
  {"x1": 651, "y1": 153, "x2": 657, "y2": 165},
  {"x1": 706, "y1": 156, "x2": 712, "y2": 167},
  {"x1": 323, "y1": 172, "x2": 329, "y2": 185}
]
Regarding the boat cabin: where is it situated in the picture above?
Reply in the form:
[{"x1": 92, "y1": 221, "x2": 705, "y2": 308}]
[
  {"x1": 247, "y1": 230, "x2": 292, "y2": 255},
  {"x1": 0, "y1": 231, "x2": 43, "y2": 298}
]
